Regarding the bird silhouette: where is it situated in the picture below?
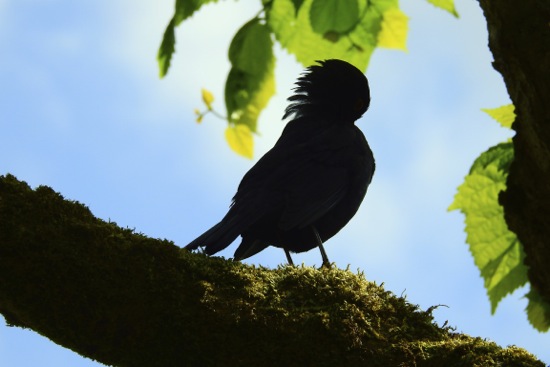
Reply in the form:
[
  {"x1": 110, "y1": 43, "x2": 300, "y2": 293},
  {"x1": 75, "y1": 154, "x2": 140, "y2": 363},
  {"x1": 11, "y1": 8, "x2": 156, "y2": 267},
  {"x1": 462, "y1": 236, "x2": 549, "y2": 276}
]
[{"x1": 186, "y1": 59, "x2": 375, "y2": 266}]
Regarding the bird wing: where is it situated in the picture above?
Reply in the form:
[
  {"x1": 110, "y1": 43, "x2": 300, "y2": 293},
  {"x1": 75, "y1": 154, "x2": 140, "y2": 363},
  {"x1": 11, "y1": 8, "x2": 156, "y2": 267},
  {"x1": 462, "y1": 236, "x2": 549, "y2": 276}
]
[
  {"x1": 279, "y1": 164, "x2": 347, "y2": 230},
  {"x1": 274, "y1": 150, "x2": 349, "y2": 231},
  {"x1": 233, "y1": 123, "x2": 353, "y2": 232}
]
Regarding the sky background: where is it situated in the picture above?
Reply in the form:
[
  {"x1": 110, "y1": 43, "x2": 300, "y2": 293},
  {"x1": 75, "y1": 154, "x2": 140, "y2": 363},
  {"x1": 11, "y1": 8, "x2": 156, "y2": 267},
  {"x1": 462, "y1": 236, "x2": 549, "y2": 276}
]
[{"x1": 1, "y1": 0, "x2": 548, "y2": 365}]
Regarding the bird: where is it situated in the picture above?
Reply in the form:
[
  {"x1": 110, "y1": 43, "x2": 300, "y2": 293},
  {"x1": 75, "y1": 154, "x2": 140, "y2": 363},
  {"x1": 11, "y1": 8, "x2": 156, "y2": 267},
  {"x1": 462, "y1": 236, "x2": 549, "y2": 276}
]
[{"x1": 186, "y1": 59, "x2": 375, "y2": 267}]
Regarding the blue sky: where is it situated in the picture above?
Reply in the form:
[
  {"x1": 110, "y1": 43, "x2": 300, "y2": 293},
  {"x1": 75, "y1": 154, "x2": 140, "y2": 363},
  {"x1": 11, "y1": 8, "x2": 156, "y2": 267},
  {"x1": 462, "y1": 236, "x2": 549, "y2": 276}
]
[{"x1": 1, "y1": 0, "x2": 548, "y2": 365}]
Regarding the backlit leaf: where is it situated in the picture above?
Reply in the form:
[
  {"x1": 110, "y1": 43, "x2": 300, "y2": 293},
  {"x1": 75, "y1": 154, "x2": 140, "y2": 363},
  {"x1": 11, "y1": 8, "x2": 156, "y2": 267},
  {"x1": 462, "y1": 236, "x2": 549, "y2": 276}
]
[
  {"x1": 468, "y1": 139, "x2": 514, "y2": 174},
  {"x1": 290, "y1": 0, "x2": 305, "y2": 15},
  {"x1": 426, "y1": 0, "x2": 459, "y2": 18},
  {"x1": 310, "y1": 0, "x2": 359, "y2": 34},
  {"x1": 173, "y1": 0, "x2": 218, "y2": 25},
  {"x1": 482, "y1": 104, "x2": 516, "y2": 129},
  {"x1": 157, "y1": 0, "x2": 218, "y2": 77},
  {"x1": 525, "y1": 289, "x2": 550, "y2": 332},
  {"x1": 157, "y1": 18, "x2": 176, "y2": 78},
  {"x1": 377, "y1": 7, "x2": 408, "y2": 51},
  {"x1": 225, "y1": 19, "x2": 275, "y2": 134},
  {"x1": 267, "y1": 0, "x2": 404, "y2": 70},
  {"x1": 449, "y1": 142, "x2": 528, "y2": 313},
  {"x1": 225, "y1": 124, "x2": 254, "y2": 159}
]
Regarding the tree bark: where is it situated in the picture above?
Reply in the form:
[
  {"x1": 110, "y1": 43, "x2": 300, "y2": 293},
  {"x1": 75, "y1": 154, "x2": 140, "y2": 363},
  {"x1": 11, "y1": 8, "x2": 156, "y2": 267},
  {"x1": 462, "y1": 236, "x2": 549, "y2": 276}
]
[
  {"x1": 477, "y1": 0, "x2": 550, "y2": 307},
  {"x1": 0, "y1": 174, "x2": 544, "y2": 366}
]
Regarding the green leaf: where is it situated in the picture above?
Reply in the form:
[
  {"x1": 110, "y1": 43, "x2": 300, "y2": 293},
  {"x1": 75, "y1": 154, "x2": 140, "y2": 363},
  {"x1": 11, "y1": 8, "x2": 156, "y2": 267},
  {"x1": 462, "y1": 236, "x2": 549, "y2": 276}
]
[
  {"x1": 468, "y1": 140, "x2": 514, "y2": 174},
  {"x1": 157, "y1": 0, "x2": 218, "y2": 78},
  {"x1": 449, "y1": 142, "x2": 528, "y2": 313},
  {"x1": 482, "y1": 104, "x2": 516, "y2": 129},
  {"x1": 480, "y1": 237, "x2": 526, "y2": 313},
  {"x1": 310, "y1": 0, "x2": 359, "y2": 35},
  {"x1": 157, "y1": 17, "x2": 176, "y2": 78},
  {"x1": 173, "y1": 0, "x2": 218, "y2": 25},
  {"x1": 377, "y1": 7, "x2": 408, "y2": 50},
  {"x1": 290, "y1": 0, "x2": 305, "y2": 15},
  {"x1": 267, "y1": 0, "x2": 403, "y2": 70},
  {"x1": 225, "y1": 124, "x2": 254, "y2": 159},
  {"x1": 225, "y1": 18, "x2": 275, "y2": 134},
  {"x1": 426, "y1": 0, "x2": 459, "y2": 18},
  {"x1": 525, "y1": 289, "x2": 550, "y2": 332}
]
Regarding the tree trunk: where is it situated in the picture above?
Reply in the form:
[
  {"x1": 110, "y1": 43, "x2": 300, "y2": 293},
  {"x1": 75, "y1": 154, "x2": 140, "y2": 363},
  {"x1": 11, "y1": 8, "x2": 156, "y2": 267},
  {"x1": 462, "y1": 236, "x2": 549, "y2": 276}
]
[{"x1": 477, "y1": 0, "x2": 550, "y2": 307}]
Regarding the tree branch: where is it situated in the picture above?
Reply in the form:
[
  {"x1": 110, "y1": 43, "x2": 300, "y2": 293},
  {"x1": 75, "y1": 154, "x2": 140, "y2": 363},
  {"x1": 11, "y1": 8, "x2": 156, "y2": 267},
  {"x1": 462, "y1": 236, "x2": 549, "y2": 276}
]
[
  {"x1": 478, "y1": 0, "x2": 550, "y2": 306},
  {"x1": 0, "y1": 174, "x2": 544, "y2": 366}
]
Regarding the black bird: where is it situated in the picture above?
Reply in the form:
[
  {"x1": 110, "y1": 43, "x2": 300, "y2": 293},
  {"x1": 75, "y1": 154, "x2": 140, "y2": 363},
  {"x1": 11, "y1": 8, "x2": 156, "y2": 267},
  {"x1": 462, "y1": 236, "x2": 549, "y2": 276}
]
[{"x1": 186, "y1": 59, "x2": 375, "y2": 266}]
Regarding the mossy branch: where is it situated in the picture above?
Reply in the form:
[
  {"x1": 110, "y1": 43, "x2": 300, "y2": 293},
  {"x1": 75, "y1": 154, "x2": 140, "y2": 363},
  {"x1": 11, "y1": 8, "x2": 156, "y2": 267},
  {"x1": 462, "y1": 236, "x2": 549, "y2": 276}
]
[{"x1": 0, "y1": 174, "x2": 544, "y2": 367}]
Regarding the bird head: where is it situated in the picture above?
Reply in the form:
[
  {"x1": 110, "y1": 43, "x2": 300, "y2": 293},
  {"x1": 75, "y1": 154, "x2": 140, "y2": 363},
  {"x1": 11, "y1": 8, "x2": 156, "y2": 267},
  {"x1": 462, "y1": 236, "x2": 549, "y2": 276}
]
[{"x1": 283, "y1": 59, "x2": 370, "y2": 123}]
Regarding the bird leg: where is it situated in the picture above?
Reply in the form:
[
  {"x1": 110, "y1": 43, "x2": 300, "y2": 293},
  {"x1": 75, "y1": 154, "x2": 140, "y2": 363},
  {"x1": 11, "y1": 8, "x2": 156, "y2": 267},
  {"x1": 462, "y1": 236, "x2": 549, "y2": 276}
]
[
  {"x1": 311, "y1": 226, "x2": 330, "y2": 267},
  {"x1": 284, "y1": 249, "x2": 295, "y2": 266}
]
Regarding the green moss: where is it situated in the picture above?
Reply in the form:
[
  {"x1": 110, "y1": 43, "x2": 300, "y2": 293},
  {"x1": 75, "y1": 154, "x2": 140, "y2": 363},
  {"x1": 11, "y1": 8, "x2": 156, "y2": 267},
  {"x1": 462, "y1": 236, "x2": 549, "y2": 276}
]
[{"x1": 0, "y1": 174, "x2": 545, "y2": 367}]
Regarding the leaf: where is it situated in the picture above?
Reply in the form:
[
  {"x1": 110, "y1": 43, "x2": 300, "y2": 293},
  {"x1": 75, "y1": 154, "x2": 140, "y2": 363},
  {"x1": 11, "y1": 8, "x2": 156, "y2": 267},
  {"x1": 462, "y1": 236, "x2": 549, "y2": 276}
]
[
  {"x1": 310, "y1": 0, "x2": 359, "y2": 35},
  {"x1": 426, "y1": 0, "x2": 459, "y2": 18},
  {"x1": 202, "y1": 89, "x2": 214, "y2": 110},
  {"x1": 225, "y1": 124, "x2": 254, "y2": 159},
  {"x1": 225, "y1": 19, "x2": 275, "y2": 133},
  {"x1": 173, "y1": 0, "x2": 219, "y2": 25},
  {"x1": 449, "y1": 142, "x2": 528, "y2": 313},
  {"x1": 157, "y1": 17, "x2": 176, "y2": 78},
  {"x1": 377, "y1": 7, "x2": 408, "y2": 51},
  {"x1": 267, "y1": 0, "x2": 403, "y2": 70},
  {"x1": 481, "y1": 104, "x2": 516, "y2": 129},
  {"x1": 480, "y1": 237, "x2": 526, "y2": 313},
  {"x1": 468, "y1": 140, "x2": 514, "y2": 174},
  {"x1": 157, "y1": 0, "x2": 218, "y2": 77},
  {"x1": 525, "y1": 289, "x2": 550, "y2": 332},
  {"x1": 290, "y1": 0, "x2": 305, "y2": 15}
]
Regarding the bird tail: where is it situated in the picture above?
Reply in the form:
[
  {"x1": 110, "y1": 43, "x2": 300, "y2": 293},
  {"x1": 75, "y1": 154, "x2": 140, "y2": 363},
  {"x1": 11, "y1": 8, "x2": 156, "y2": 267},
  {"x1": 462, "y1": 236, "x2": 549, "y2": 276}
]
[
  {"x1": 233, "y1": 238, "x2": 269, "y2": 261},
  {"x1": 185, "y1": 216, "x2": 243, "y2": 255}
]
